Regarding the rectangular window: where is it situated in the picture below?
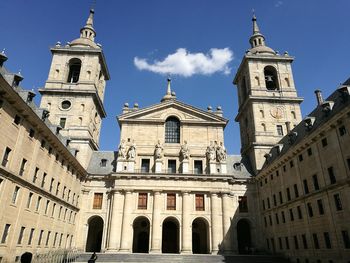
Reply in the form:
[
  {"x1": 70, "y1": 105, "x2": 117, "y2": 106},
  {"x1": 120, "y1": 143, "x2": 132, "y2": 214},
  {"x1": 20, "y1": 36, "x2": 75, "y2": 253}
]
[
  {"x1": 49, "y1": 178, "x2": 54, "y2": 192},
  {"x1": 267, "y1": 197, "x2": 271, "y2": 208},
  {"x1": 269, "y1": 215, "x2": 272, "y2": 226},
  {"x1": 281, "y1": 211, "x2": 286, "y2": 223},
  {"x1": 285, "y1": 237, "x2": 290, "y2": 249},
  {"x1": 36, "y1": 196, "x2": 42, "y2": 212},
  {"x1": 294, "y1": 236, "x2": 299, "y2": 249},
  {"x1": 167, "y1": 160, "x2": 176, "y2": 173},
  {"x1": 38, "y1": 230, "x2": 44, "y2": 245},
  {"x1": 195, "y1": 194, "x2": 205, "y2": 211},
  {"x1": 264, "y1": 217, "x2": 267, "y2": 227},
  {"x1": 279, "y1": 191, "x2": 283, "y2": 204},
  {"x1": 303, "y1": 179, "x2": 309, "y2": 194},
  {"x1": 167, "y1": 193, "x2": 176, "y2": 210},
  {"x1": 275, "y1": 213, "x2": 279, "y2": 224},
  {"x1": 12, "y1": 186, "x2": 20, "y2": 204},
  {"x1": 339, "y1": 125, "x2": 347, "y2": 136},
  {"x1": 45, "y1": 231, "x2": 51, "y2": 246},
  {"x1": 321, "y1": 138, "x2": 328, "y2": 147},
  {"x1": 290, "y1": 160, "x2": 294, "y2": 168},
  {"x1": 277, "y1": 125, "x2": 284, "y2": 136},
  {"x1": 278, "y1": 237, "x2": 283, "y2": 249},
  {"x1": 324, "y1": 232, "x2": 332, "y2": 249},
  {"x1": 334, "y1": 193, "x2": 343, "y2": 211},
  {"x1": 286, "y1": 188, "x2": 291, "y2": 201},
  {"x1": 62, "y1": 186, "x2": 66, "y2": 199},
  {"x1": 56, "y1": 182, "x2": 60, "y2": 196},
  {"x1": 59, "y1": 118, "x2": 66, "y2": 128},
  {"x1": 41, "y1": 173, "x2": 47, "y2": 188},
  {"x1": 307, "y1": 147, "x2": 312, "y2": 156},
  {"x1": 273, "y1": 194, "x2": 277, "y2": 206},
  {"x1": 317, "y1": 199, "x2": 324, "y2": 215},
  {"x1": 41, "y1": 140, "x2": 46, "y2": 148},
  {"x1": 312, "y1": 174, "x2": 320, "y2": 190},
  {"x1": 59, "y1": 233, "x2": 63, "y2": 247},
  {"x1": 238, "y1": 196, "x2": 248, "y2": 212},
  {"x1": 313, "y1": 233, "x2": 320, "y2": 249},
  {"x1": 19, "y1": 158, "x2": 27, "y2": 176},
  {"x1": 293, "y1": 184, "x2": 299, "y2": 198},
  {"x1": 298, "y1": 154, "x2": 303, "y2": 162},
  {"x1": 283, "y1": 165, "x2": 286, "y2": 172},
  {"x1": 307, "y1": 202, "x2": 313, "y2": 217},
  {"x1": 26, "y1": 192, "x2": 33, "y2": 208},
  {"x1": 341, "y1": 230, "x2": 350, "y2": 248},
  {"x1": 297, "y1": 206, "x2": 302, "y2": 219},
  {"x1": 33, "y1": 167, "x2": 39, "y2": 183},
  {"x1": 17, "y1": 226, "x2": 25, "y2": 244},
  {"x1": 262, "y1": 200, "x2": 265, "y2": 210},
  {"x1": 29, "y1": 129, "x2": 35, "y2": 138},
  {"x1": 194, "y1": 160, "x2": 203, "y2": 174},
  {"x1": 52, "y1": 203, "x2": 56, "y2": 217},
  {"x1": 347, "y1": 158, "x2": 350, "y2": 171},
  {"x1": 45, "y1": 200, "x2": 50, "y2": 214},
  {"x1": 14, "y1": 115, "x2": 21, "y2": 125},
  {"x1": 28, "y1": 228, "x2": 34, "y2": 245},
  {"x1": 328, "y1": 167, "x2": 336, "y2": 184},
  {"x1": 289, "y1": 208, "x2": 294, "y2": 221},
  {"x1": 138, "y1": 193, "x2": 148, "y2": 209},
  {"x1": 1, "y1": 224, "x2": 11, "y2": 243},
  {"x1": 2, "y1": 147, "x2": 11, "y2": 167},
  {"x1": 302, "y1": 234, "x2": 308, "y2": 249},
  {"x1": 93, "y1": 193, "x2": 103, "y2": 209},
  {"x1": 141, "y1": 159, "x2": 150, "y2": 172}
]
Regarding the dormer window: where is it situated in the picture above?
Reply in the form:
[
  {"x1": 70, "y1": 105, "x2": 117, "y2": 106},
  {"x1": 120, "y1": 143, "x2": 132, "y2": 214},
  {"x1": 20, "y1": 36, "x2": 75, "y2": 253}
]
[
  {"x1": 264, "y1": 66, "x2": 279, "y2": 91},
  {"x1": 100, "y1": 159, "x2": 107, "y2": 167},
  {"x1": 67, "y1": 58, "x2": 81, "y2": 83},
  {"x1": 165, "y1": 117, "x2": 180, "y2": 143}
]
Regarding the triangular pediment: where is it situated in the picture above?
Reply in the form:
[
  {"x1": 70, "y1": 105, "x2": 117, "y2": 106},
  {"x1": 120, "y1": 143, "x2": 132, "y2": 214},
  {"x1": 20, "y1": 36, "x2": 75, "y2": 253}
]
[{"x1": 118, "y1": 100, "x2": 228, "y2": 126}]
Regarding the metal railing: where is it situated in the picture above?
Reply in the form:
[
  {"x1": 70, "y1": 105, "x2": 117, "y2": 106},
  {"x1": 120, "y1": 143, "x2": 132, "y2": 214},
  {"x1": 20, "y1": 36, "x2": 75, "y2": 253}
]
[{"x1": 31, "y1": 249, "x2": 79, "y2": 263}]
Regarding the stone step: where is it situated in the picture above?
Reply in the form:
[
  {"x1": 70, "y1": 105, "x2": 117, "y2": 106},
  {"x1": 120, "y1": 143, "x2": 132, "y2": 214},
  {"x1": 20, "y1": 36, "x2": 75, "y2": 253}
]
[{"x1": 76, "y1": 253, "x2": 289, "y2": 263}]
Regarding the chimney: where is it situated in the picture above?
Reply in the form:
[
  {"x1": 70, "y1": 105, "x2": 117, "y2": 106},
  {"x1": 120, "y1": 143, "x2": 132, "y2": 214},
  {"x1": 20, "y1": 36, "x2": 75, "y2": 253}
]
[
  {"x1": 314, "y1": 90, "x2": 323, "y2": 105},
  {"x1": 285, "y1": 121, "x2": 291, "y2": 133}
]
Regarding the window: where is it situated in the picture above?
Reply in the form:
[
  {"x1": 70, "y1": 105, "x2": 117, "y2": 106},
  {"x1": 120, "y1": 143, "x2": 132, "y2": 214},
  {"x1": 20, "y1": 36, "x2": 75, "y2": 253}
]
[
  {"x1": 167, "y1": 160, "x2": 176, "y2": 173},
  {"x1": 195, "y1": 194, "x2": 205, "y2": 211},
  {"x1": 36, "y1": 197, "x2": 42, "y2": 212},
  {"x1": 93, "y1": 193, "x2": 103, "y2": 209},
  {"x1": 297, "y1": 206, "x2": 302, "y2": 219},
  {"x1": 307, "y1": 147, "x2": 312, "y2": 156},
  {"x1": 324, "y1": 232, "x2": 331, "y2": 249},
  {"x1": 56, "y1": 182, "x2": 60, "y2": 195},
  {"x1": 141, "y1": 159, "x2": 150, "y2": 172},
  {"x1": 321, "y1": 138, "x2": 328, "y2": 147},
  {"x1": 12, "y1": 186, "x2": 20, "y2": 204},
  {"x1": 313, "y1": 234, "x2": 320, "y2": 249},
  {"x1": 307, "y1": 203, "x2": 313, "y2": 217},
  {"x1": 302, "y1": 234, "x2": 308, "y2": 249},
  {"x1": 303, "y1": 179, "x2": 309, "y2": 194},
  {"x1": 53, "y1": 232, "x2": 58, "y2": 247},
  {"x1": 269, "y1": 215, "x2": 272, "y2": 226},
  {"x1": 28, "y1": 228, "x2": 34, "y2": 245},
  {"x1": 278, "y1": 237, "x2": 283, "y2": 249},
  {"x1": 41, "y1": 173, "x2": 47, "y2": 188},
  {"x1": 1, "y1": 224, "x2": 11, "y2": 243},
  {"x1": 138, "y1": 193, "x2": 148, "y2": 209},
  {"x1": 45, "y1": 231, "x2": 51, "y2": 246},
  {"x1": 61, "y1": 100, "x2": 71, "y2": 110},
  {"x1": 29, "y1": 129, "x2": 35, "y2": 138},
  {"x1": 264, "y1": 66, "x2": 279, "y2": 90},
  {"x1": 283, "y1": 165, "x2": 286, "y2": 172},
  {"x1": 165, "y1": 117, "x2": 180, "y2": 143},
  {"x1": 45, "y1": 200, "x2": 50, "y2": 214},
  {"x1": 317, "y1": 199, "x2": 325, "y2": 215},
  {"x1": 275, "y1": 213, "x2": 279, "y2": 224},
  {"x1": 19, "y1": 158, "x2": 27, "y2": 176},
  {"x1": 41, "y1": 140, "x2": 46, "y2": 148},
  {"x1": 167, "y1": 193, "x2": 176, "y2": 210},
  {"x1": 341, "y1": 230, "x2": 350, "y2": 248},
  {"x1": 49, "y1": 178, "x2": 54, "y2": 192},
  {"x1": 38, "y1": 230, "x2": 44, "y2": 245},
  {"x1": 262, "y1": 200, "x2": 265, "y2": 210},
  {"x1": 334, "y1": 194, "x2": 343, "y2": 211},
  {"x1": 339, "y1": 125, "x2": 347, "y2": 136},
  {"x1": 279, "y1": 191, "x2": 283, "y2": 204},
  {"x1": 17, "y1": 226, "x2": 25, "y2": 244},
  {"x1": 285, "y1": 237, "x2": 289, "y2": 249},
  {"x1": 312, "y1": 174, "x2": 320, "y2": 190},
  {"x1": 293, "y1": 184, "x2": 299, "y2": 198},
  {"x1": 48, "y1": 147, "x2": 52, "y2": 154},
  {"x1": 14, "y1": 115, "x2": 21, "y2": 125},
  {"x1": 286, "y1": 188, "x2": 291, "y2": 201},
  {"x1": 281, "y1": 211, "x2": 286, "y2": 223},
  {"x1": 238, "y1": 196, "x2": 248, "y2": 212},
  {"x1": 328, "y1": 167, "x2": 336, "y2": 184},
  {"x1": 62, "y1": 186, "x2": 66, "y2": 199},
  {"x1": 277, "y1": 125, "x2": 284, "y2": 136},
  {"x1": 100, "y1": 159, "x2": 107, "y2": 167},
  {"x1": 59, "y1": 118, "x2": 66, "y2": 128},
  {"x1": 273, "y1": 194, "x2": 277, "y2": 206},
  {"x1": 2, "y1": 147, "x2": 11, "y2": 167},
  {"x1": 52, "y1": 203, "x2": 56, "y2": 217},
  {"x1": 26, "y1": 192, "x2": 33, "y2": 208},
  {"x1": 67, "y1": 58, "x2": 81, "y2": 83},
  {"x1": 267, "y1": 197, "x2": 271, "y2": 208},
  {"x1": 298, "y1": 154, "x2": 303, "y2": 162},
  {"x1": 289, "y1": 208, "x2": 294, "y2": 221},
  {"x1": 194, "y1": 160, "x2": 203, "y2": 174},
  {"x1": 33, "y1": 167, "x2": 39, "y2": 183},
  {"x1": 264, "y1": 217, "x2": 267, "y2": 227},
  {"x1": 290, "y1": 160, "x2": 294, "y2": 168},
  {"x1": 294, "y1": 236, "x2": 299, "y2": 249}
]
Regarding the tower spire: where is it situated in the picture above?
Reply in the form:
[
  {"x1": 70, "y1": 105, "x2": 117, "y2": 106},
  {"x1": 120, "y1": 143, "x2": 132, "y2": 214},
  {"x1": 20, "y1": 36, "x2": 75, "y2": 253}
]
[
  {"x1": 252, "y1": 14, "x2": 260, "y2": 34},
  {"x1": 161, "y1": 78, "x2": 176, "y2": 102},
  {"x1": 70, "y1": 9, "x2": 98, "y2": 48},
  {"x1": 248, "y1": 14, "x2": 275, "y2": 55}
]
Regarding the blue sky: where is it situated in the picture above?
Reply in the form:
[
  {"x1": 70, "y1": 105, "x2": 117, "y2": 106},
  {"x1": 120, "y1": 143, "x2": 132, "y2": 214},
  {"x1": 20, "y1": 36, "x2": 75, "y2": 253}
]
[{"x1": 1, "y1": 0, "x2": 350, "y2": 154}]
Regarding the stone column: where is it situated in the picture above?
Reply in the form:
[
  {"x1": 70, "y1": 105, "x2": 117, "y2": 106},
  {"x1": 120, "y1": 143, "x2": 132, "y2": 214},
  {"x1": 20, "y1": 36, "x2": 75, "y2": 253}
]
[
  {"x1": 150, "y1": 191, "x2": 162, "y2": 253},
  {"x1": 221, "y1": 192, "x2": 233, "y2": 253},
  {"x1": 181, "y1": 191, "x2": 192, "y2": 254},
  {"x1": 119, "y1": 190, "x2": 133, "y2": 252},
  {"x1": 107, "y1": 191, "x2": 123, "y2": 251},
  {"x1": 210, "y1": 192, "x2": 223, "y2": 254}
]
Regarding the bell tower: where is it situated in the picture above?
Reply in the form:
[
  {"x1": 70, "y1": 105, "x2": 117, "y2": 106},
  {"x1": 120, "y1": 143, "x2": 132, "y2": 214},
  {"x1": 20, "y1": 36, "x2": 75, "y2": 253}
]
[
  {"x1": 39, "y1": 9, "x2": 110, "y2": 168},
  {"x1": 233, "y1": 15, "x2": 303, "y2": 174}
]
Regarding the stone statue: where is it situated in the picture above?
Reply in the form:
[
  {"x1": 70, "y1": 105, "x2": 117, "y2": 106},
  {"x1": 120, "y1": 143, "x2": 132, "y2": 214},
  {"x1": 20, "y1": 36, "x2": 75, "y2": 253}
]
[
  {"x1": 180, "y1": 140, "x2": 190, "y2": 160},
  {"x1": 127, "y1": 141, "x2": 136, "y2": 160},
  {"x1": 216, "y1": 141, "x2": 227, "y2": 162},
  {"x1": 206, "y1": 141, "x2": 216, "y2": 161},
  {"x1": 154, "y1": 140, "x2": 163, "y2": 160},
  {"x1": 118, "y1": 139, "x2": 127, "y2": 159}
]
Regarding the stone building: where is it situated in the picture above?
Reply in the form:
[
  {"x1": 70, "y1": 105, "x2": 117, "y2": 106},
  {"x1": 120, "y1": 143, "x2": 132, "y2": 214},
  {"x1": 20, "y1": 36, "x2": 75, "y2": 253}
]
[{"x1": 0, "y1": 7, "x2": 349, "y2": 263}]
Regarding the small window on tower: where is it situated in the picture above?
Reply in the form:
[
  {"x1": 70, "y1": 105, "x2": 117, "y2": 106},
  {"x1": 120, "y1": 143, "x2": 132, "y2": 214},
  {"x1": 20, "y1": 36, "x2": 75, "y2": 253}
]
[
  {"x1": 59, "y1": 118, "x2": 66, "y2": 129},
  {"x1": 67, "y1": 58, "x2": 81, "y2": 83},
  {"x1": 61, "y1": 100, "x2": 71, "y2": 110},
  {"x1": 277, "y1": 125, "x2": 284, "y2": 136}
]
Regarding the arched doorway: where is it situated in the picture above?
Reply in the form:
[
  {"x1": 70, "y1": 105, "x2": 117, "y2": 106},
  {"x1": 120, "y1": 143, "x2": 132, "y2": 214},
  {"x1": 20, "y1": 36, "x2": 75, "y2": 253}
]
[
  {"x1": 162, "y1": 217, "x2": 179, "y2": 253},
  {"x1": 86, "y1": 216, "x2": 104, "y2": 252},
  {"x1": 132, "y1": 217, "x2": 150, "y2": 253},
  {"x1": 192, "y1": 218, "x2": 209, "y2": 254},
  {"x1": 237, "y1": 219, "x2": 251, "y2": 254}
]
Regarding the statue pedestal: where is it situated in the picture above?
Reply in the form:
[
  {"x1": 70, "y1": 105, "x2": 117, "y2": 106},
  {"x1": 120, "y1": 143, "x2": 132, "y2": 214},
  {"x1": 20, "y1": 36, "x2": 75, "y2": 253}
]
[
  {"x1": 127, "y1": 160, "x2": 135, "y2": 172},
  {"x1": 182, "y1": 160, "x2": 189, "y2": 173},
  {"x1": 220, "y1": 161, "x2": 227, "y2": 174},
  {"x1": 155, "y1": 159, "x2": 162, "y2": 173},
  {"x1": 116, "y1": 159, "x2": 125, "y2": 172},
  {"x1": 209, "y1": 161, "x2": 217, "y2": 174}
]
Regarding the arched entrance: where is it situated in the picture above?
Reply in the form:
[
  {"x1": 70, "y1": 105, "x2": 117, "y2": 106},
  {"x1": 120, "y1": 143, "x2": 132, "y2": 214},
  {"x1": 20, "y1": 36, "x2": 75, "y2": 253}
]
[
  {"x1": 132, "y1": 216, "x2": 150, "y2": 253},
  {"x1": 237, "y1": 219, "x2": 251, "y2": 254},
  {"x1": 86, "y1": 216, "x2": 104, "y2": 252},
  {"x1": 192, "y1": 218, "x2": 209, "y2": 254},
  {"x1": 162, "y1": 217, "x2": 179, "y2": 253}
]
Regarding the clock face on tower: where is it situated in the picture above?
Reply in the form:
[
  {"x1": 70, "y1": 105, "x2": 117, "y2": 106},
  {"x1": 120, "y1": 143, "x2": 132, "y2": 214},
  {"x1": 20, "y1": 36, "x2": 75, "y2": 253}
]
[{"x1": 270, "y1": 107, "x2": 283, "y2": 119}]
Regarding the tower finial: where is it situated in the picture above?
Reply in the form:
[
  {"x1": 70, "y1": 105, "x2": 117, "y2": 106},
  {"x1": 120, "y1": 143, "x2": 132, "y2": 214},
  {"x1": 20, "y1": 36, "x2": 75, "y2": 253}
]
[
  {"x1": 252, "y1": 12, "x2": 260, "y2": 34},
  {"x1": 161, "y1": 78, "x2": 176, "y2": 102},
  {"x1": 167, "y1": 77, "x2": 171, "y2": 95},
  {"x1": 69, "y1": 8, "x2": 97, "y2": 48}
]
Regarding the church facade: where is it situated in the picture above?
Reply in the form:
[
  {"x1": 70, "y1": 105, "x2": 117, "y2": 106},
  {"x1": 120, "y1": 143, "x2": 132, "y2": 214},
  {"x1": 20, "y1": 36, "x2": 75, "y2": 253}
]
[{"x1": 0, "y1": 8, "x2": 349, "y2": 263}]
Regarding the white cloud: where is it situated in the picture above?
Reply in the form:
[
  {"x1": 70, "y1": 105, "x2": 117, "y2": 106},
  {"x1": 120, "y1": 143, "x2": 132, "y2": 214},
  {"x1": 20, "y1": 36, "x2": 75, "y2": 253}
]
[
  {"x1": 275, "y1": 1, "x2": 283, "y2": 7},
  {"x1": 134, "y1": 48, "x2": 233, "y2": 77}
]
